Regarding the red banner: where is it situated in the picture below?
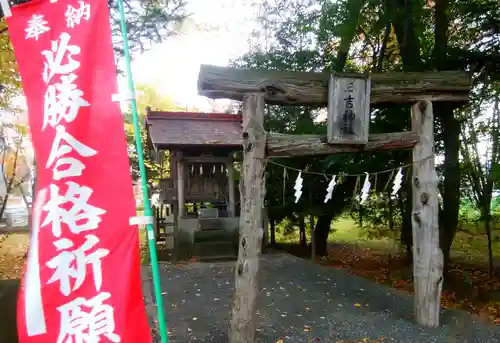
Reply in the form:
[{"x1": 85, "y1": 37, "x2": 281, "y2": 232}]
[{"x1": 7, "y1": 0, "x2": 152, "y2": 342}]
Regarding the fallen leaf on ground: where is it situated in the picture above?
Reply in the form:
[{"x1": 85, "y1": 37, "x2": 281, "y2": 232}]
[{"x1": 279, "y1": 240, "x2": 500, "y2": 325}]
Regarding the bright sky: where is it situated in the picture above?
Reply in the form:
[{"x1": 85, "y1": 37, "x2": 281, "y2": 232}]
[{"x1": 119, "y1": 0, "x2": 260, "y2": 111}]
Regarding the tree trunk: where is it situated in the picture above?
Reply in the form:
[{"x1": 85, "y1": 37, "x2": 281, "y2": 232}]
[
  {"x1": 358, "y1": 205, "x2": 363, "y2": 229},
  {"x1": 313, "y1": 214, "x2": 334, "y2": 256},
  {"x1": 387, "y1": 193, "x2": 395, "y2": 270},
  {"x1": 439, "y1": 107, "x2": 460, "y2": 273},
  {"x1": 433, "y1": 0, "x2": 459, "y2": 275},
  {"x1": 387, "y1": 0, "x2": 423, "y2": 72},
  {"x1": 411, "y1": 101, "x2": 443, "y2": 327},
  {"x1": 19, "y1": 185, "x2": 31, "y2": 228},
  {"x1": 388, "y1": 194, "x2": 394, "y2": 232},
  {"x1": 0, "y1": 145, "x2": 21, "y2": 222},
  {"x1": 270, "y1": 219, "x2": 276, "y2": 246},
  {"x1": 299, "y1": 214, "x2": 306, "y2": 247},
  {"x1": 399, "y1": 188, "x2": 412, "y2": 265},
  {"x1": 230, "y1": 94, "x2": 266, "y2": 343},
  {"x1": 484, "y1": 213, "x2": 494, "y2": 278},
  {"x1": 310, "y1": 221, "x2": 316, "y2": 260},
  {"x1": 388, "y1": 0, "x2": 423, "y2": 267},
  {"x1": 32, "y1": 157, "x2": 36, "y2": 202},
  {"x1": 309, "y1": 214, "x2": 316, "y2": 261},
  {"x1": 0, "y1": 193, "x2": 10, "y2": 221}
]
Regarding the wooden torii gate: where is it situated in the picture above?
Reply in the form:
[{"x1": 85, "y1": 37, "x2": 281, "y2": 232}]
[{"x1": 197, "y1": 65, "x2": 471, "y2": 342}]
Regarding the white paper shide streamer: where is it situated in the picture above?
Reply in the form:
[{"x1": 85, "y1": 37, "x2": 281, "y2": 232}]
[
  {"x1": 392, "y1": 168, "x2": 403, "y2": 196},
  {"x1": 294, "y1": 172, "x2": 303, "y2": 203},
  {"x1": 359, "y1": 173, "x2": 371, "y2": 204},
  {"x1": 324, "y1": 175, "x2": 337, "y2": 203}
]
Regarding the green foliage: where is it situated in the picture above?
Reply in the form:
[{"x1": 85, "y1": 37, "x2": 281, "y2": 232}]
[
  {"x1": 231, "y1": 0, "x2": 500, "y2": 256},
  {"x1": 458, "y1": 197, "x2": 500, "y2": 227},
  {"x1": 108, "y1": 0, "x2": 188, "y2": 56},
  {"x1": 492, "y1": 164, "x2": 500, "y2": 188},
  {"x1": 459, "y1": 199, "x2": 482, "y2": 224},
  {"x1": 0, "y1": 0, "x2": 188, "y2": 109},
  {"x1": 125, "y1": 83, "x2": 183, "y2": 183},
  {"x1": 124, "y1": 120, "x2": 165, "y2": 183},
  {"x1": 350, "y1": 196, "x2": 402, "y2": 240},
  {"x1": 231, "y1": 0, "x2": 412, "y2": 233},
  {"x1": 0, "y1": 20, "x2": 22, "y2": 108}
]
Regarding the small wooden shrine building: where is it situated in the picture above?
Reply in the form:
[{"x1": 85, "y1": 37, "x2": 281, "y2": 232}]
[{"x1": 145, "y1": 110, "x2": 253, "y2": 260}]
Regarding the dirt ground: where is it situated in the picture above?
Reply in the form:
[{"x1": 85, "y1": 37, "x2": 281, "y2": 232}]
[
  {"x1": 0, "y1": 233, "x2": 29, "y2": 280},
  {"x1": 278, "y1": 242, "x2": 500, "y2": 326},
  {"x1": 146, "y1": 252, "x2": 500, "y2": 342},
  {"x1": 0, "y1": 233, "x2": 29, "y2": 343},
  {"x1": 4, "y1": 233, "x2": 500, "y2": 342}
]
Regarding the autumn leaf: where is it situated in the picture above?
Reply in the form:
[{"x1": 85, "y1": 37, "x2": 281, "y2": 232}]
[{"x1": 0, "y1": 19, "x2": 22, "y2": 108}]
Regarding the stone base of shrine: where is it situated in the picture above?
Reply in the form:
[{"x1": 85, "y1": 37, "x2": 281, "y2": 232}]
[{"x1": 155, "y1": 217, "x2": 240, "y2": 262}]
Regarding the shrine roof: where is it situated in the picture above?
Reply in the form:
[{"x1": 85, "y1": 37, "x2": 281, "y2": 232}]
[{"x1": 145, "y1": 111, "x2": 243, "y2": 148}]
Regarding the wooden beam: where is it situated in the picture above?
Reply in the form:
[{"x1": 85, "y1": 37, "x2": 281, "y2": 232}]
[
  {"x1": 411, "y1": 101, "x2": 443, "y2": 327},
  {"x1": 198, "y1": 65, "x2": 471, "y2": 106},
  {"x1": 230, "y1": 94, "x2": 266, "y2": 343},
  {"x1": 262, "y1": 207, "x2": 269, "y2": 247},
  {"x1": 182, "y1": 156, "x2": 231, "y2": 163},
  {"x1": 170, "y1": 152, "x2": 180, "y2": 262},
  {"x1": 266, "y1": 131, "x2": 419, "y2": 157},
  {"x1": 226, "y1": 159, "x2": 236, "y2": 217},
  {"x1": 176, "y1": 152, "x2": 185, "y2": 218}
]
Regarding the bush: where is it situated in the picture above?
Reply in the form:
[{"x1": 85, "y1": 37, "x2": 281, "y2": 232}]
[{"x1": 350, "y1": 195, "x2": 401, "y2": 240}]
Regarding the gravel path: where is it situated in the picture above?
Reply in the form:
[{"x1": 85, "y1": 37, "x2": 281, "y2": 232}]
[
  {"x1": 144, "y1": 252, "x2": 500, "y2": 343},
  {"x1": 0, "y1": 279, "x2": 19, "y2": 343}
]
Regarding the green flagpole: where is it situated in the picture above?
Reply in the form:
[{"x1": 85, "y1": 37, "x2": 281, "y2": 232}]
[{"x1": 116, "y1": 1, "x2": 169, "y2": 342}]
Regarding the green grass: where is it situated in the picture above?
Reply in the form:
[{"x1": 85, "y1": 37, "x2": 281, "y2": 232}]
[
  {"x1": 141, "y1": 210, "x2": 500, "y2": 266},
  {"x1": 275, "y1": 216, "x2": 500, "y2": 264},
  {"x1": 328, "y1": 217, "x2": 394, "y2": 250},
  {"x1": 275, "y1": 216, "x2": 393, "y2": 249},
  {"x1": 451, "y1": 230, "x2": 500, "y2": 264}
]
